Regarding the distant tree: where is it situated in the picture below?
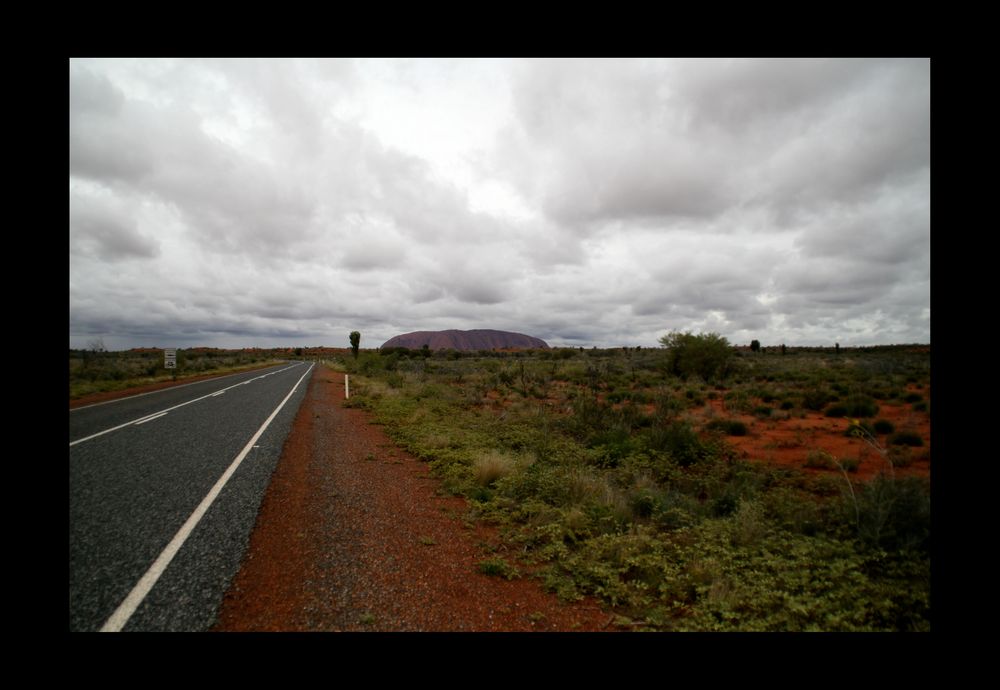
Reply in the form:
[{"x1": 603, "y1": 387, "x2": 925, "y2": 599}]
[
  {"x1": 658, "y1": 331, "x2": 733, "y2": 381},
  {"x1": 750, "y1": 339, "x2": 761, "y2": 353},
  {"x1": 349, "y1": 331, "x2": 361, "y2": 358},
  {"x1": 781, "y1": 344, "x2": 787, "y2": 356},
  {"x1": 835, "y1": 342, "x2": 840, "y2": 354},
  {"x1": 294, "y1": 347, "x2": 303, "y2": 357},
  {"x1": 88, "y1": 337, "x2": 106, "y2": 353}
]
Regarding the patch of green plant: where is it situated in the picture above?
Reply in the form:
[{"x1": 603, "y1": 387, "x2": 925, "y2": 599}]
[
  {"x1": 804, "y1": 450, "x2": 835, "y2": 469},
  {"x1": 824, "y1": 404, "x2": 849, "y2": 418},
  {"x1": 887, "y1": 447, "x2": 913, "y2": 468},
  {"x1": 873, "y1": 419, "x2": 895, "y2": 435},
  {"x1": 478, "y1": 557, "x2": 520, "y2": 580},
  {"x1": 723, "y1": 389, "x2": 754, "y2": 414},
  {"x1": 801, "y1": 388, "x2": 832, "y2": 411},
  {"x1": 705, "y1": 419, "x2": 748, "y2": 436},
  {"x1": 888, "y1": 432, "x2": 923, "y2": 447},
  {"x1": 838, "y1": 457, "x2": 860, "y2": 473},
  {"x1": 645, "y1": 420, "x2": 709, "y2": 467}
]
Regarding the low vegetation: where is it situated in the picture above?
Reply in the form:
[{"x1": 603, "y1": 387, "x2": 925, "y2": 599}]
[
  {"x1": 336, "y1": 339, "x2": 931, "y2": 631},
  {"x1": 68, "y1": 347, "x2": 302, "y2": 399}
]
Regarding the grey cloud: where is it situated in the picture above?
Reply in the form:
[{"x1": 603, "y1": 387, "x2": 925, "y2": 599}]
[
  {"x1": 69, "y1": 59, "x2": 929, "y2": 351},
  {"x1": 69, "y1": 66, "x2": 125, "y2": 117},
  {"x1": 70, "y1": 193, "x2": 159, "y2": 261},
  {"x1": 672, "y1": 58, "x2": 870, "y2": 131}
]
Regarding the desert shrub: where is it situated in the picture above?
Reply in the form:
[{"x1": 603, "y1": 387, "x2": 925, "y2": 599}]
[
  {"x1": 655, "y1": 392, "x2": 686, "y2": 418},
  {"x1": 889, "y1": 432, "x2": 923, "y2": 447},
  {"x1": 912, "y1": 401, "x2": 928, "y2": 412},
  {"x1": 873, "y1": 419, "x2": 895, "y2": 435},
  {"x1": 724, "y1": 389, "x2": 754, "y2": 414},
  {"x1": 755, "y1": 388, "x2": 779, "y2": 403},
  {"x1": 705, "y1": 419, "x2": 748, "y2": 436},
  {"x1": 824, "y1": 404, "x2": 849, "y2": 418},
  {"x1": 887, "y1": 447, "x2": 913, "y2": 468},
  {"x1": 839, "y1": 458, "x2": 860, "y2": 473},
  {"x1": 753, "y1": 405, "x2": 773, "y2": 418},
  {"x1": 658, "y1": 331, "x2": 734, "y2": 382},
  {"x1": 646, "y1": 421, "x2": 707, "y2": 467},
  {"x1": 804, "y1": 450, "x2": 835, "y2": 469},
  {"x1": 801, "y1": 388, "x2": 832, "y2": 411},
  {"x1": 478, "y1": 557, "x2": 519, "y2": 580},
  {"x1": 761, "y1": 486, "x2": 825, "y2": 536},
  {"x1": 780, "y1": 400, "x2": 795, "y2": 411},
  {"x1": 566, "y1": 395, "x2": 609, "y2": 439},
  {"x1": 847, "y1": 476, "x2": 931, "y2": 552},
  {"x1": 844, "y1": 395, "x2": 879, "y2": 418},
  {"x1": 903, "y1": 392, "x2": 923, "y2": 403}
]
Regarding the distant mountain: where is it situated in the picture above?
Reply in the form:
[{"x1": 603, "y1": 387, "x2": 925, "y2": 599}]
[{"x1": 381, "y1": 329, "x2": 549, "y2": 351}]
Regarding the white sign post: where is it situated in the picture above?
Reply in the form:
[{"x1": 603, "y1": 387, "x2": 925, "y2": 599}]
[
  {"x1": 345, "y1": 374, "x2": 350, "y2": 399},
  {"x1": 164, "y1": 348, "x2": 177, "y2": 370}
]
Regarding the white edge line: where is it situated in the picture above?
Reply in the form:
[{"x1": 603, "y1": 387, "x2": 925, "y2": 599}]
[
  {"x1": 70, "y1": 361, "x2": 299, "y2": 412},
  {"x1": 100, "y1": 362, "x2": 314, "y2": 632},
  {"x1": 69, "y1": 363, "x2": 303, "y2": 447}
]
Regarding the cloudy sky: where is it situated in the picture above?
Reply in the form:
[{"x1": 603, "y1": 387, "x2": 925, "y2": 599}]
[{"x1": 69, "y1": 58, "x2": 929, "y2": 350}]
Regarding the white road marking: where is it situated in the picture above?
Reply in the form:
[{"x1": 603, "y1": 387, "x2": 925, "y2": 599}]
[
  {"x1": 134, "y1": 412, "x2": 168, "y2": 426},
  {"x1": 69, "y1": 363, "x2": 304, "y2": 447},
  {"x1": 69, "y1": 362, "x2": 296, "y2": 411},
  {"x1": 100, "y1": 362, "x2": 314, "y2": 633}
]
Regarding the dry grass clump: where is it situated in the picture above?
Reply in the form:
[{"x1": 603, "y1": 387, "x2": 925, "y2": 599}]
[{"x1": 473, "y1": 450, "x2": 517, "y2": 487}]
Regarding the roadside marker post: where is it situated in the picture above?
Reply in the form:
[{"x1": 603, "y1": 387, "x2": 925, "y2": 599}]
[{"x1": 345, "y1": 375, "x2": 350, "y2": 399}]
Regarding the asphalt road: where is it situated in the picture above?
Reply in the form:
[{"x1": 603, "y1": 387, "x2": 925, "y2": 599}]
[{"x1": 69, "y1": 361, "x2": 314, "y2": 632}]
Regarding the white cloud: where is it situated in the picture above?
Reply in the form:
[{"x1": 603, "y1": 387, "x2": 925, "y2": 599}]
[{"x1": 69, "y1": 58, "x2": 930, "y2": 349}]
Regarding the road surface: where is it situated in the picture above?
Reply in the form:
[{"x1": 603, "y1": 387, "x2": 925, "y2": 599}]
[{"x1": 69, "y1": 361, "x2": 314, "y2": 631}]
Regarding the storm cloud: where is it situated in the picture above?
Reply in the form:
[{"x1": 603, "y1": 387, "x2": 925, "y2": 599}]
[{"x1": 69, "y1": 58, "x2": 930, "y2": 350}]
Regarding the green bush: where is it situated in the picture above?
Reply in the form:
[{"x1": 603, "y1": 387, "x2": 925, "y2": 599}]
[
  {"x1": 478, "y1": 557, "x2": 519, "y2": 580},
  {"x1": 844, "y1": 395, "x2": 879, "y2": 418},
  {"x1": 647, "y1": 421, "x2": 706, "y2": 467},
  {"x1": 705, "y1": 419, "x2": 748, "y2": 436},
  {"x1": 889, "y1": 432, "x2": 923, "y2": 447},
  {"x1": 873, "y1": 419, "x2": 895, "y2": 435},
  {"x1": 802, "y1": 388, "x2": 832, "y2": 411},
  {"x1": 658, "y1": 331, "x2": 734, "y2": 382},
  {"x1": 825, "y1": 404, "x2": 849, "y2": 418},
  {"x1": 849, "y1": 476, "x2": 930, "y2": 552},
  {"x1": 804, "y1": 450, "x2": 835, "y2": 469}
]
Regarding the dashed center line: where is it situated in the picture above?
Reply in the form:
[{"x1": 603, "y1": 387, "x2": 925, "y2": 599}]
[
  {"x1": 69, "y1": 362, "x2": 305, "y2": 447},
  {"x1": 134, "y1": 412, "x2": 168, "y2": 426}
]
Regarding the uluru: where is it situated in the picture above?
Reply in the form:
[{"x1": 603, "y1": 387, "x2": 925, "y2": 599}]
[{"x1": 381, "y1": 329, "x2": 549, "y2": 351}]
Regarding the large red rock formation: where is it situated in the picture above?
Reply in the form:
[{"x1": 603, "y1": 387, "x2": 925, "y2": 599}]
[{"x1": 381, "y1": 329, "x2": 549, "y2": 351}]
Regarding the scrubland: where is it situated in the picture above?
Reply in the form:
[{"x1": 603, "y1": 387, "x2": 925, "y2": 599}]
[{"x1": 338, "y1": 343, "x2": 931, "y2": 631}]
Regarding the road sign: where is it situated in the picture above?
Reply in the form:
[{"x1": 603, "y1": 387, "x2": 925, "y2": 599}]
[{"x1": 164, "y1": 348, "x2": 177, "y2": 369}]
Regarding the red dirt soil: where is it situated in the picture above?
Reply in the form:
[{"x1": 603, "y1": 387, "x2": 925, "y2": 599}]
[
  {"x1": 212, "y1": 366, "x2": 614, "y2": 632},
  {"x1": 695, "y1": 386, "x2": 931, "y2": 482}
]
